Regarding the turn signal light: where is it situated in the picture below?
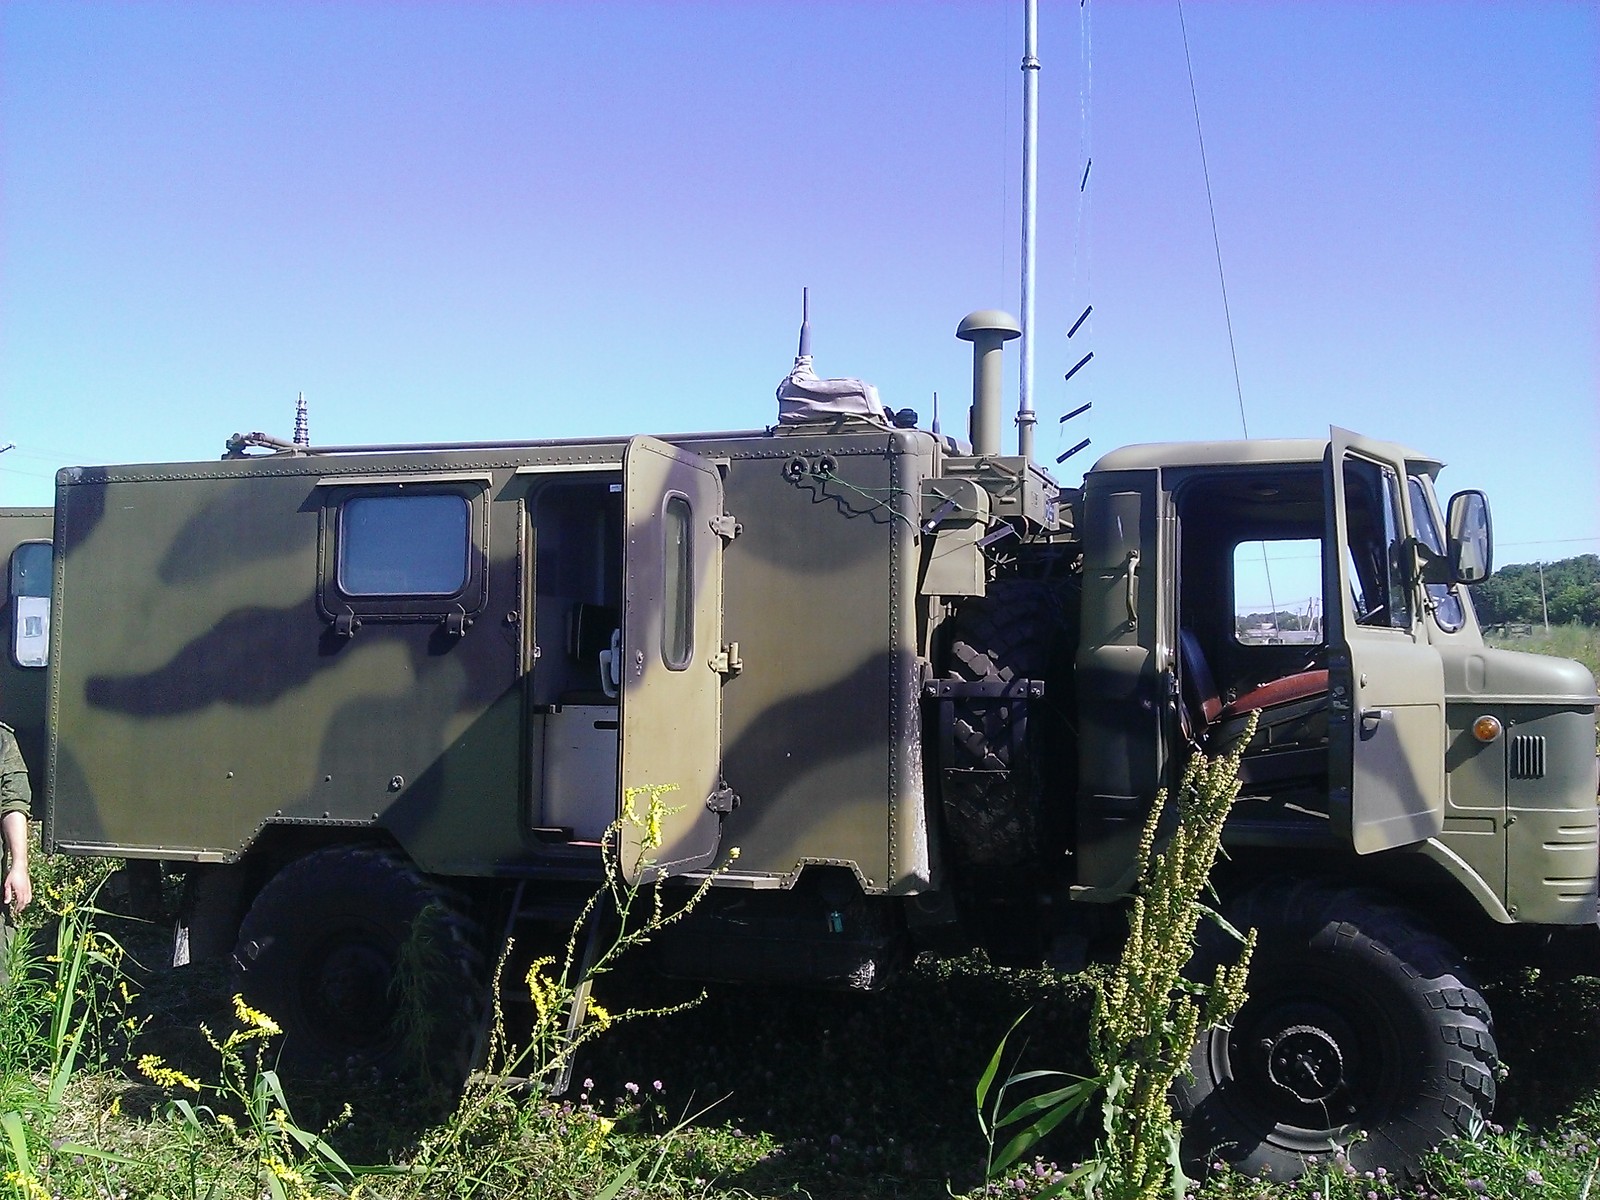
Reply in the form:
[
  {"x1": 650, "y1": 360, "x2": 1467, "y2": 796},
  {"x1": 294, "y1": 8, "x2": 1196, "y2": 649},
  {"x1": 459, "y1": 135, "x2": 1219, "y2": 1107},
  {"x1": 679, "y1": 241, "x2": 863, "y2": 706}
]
[{"x1": 1472, "y1": 715, "x2": 1503, "y2": 743}]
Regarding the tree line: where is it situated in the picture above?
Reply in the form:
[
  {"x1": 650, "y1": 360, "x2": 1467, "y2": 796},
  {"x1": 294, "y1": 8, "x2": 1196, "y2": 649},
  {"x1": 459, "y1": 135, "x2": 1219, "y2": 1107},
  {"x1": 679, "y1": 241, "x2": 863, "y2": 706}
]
[{"x1": 1473, "y1": 553, "x2": 1600, "y2": 628}]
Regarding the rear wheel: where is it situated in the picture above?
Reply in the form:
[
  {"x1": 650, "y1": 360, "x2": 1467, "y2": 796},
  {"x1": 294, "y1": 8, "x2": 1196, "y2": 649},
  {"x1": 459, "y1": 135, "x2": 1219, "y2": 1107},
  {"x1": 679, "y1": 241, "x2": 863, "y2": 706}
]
[
  {"x1": 1175, "y1": 881, "x2": 1497, "y2": 1179},
  {"x1": 233, "y1": 846, "x2": 487, "y2": 1087}
]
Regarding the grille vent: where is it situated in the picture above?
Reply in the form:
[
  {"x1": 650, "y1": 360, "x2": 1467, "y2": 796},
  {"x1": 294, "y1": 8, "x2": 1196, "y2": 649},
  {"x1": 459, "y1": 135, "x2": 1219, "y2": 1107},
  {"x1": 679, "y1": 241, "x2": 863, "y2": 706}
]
[{"x1": 1510, "y1": 734, "x2": 1547, "y2": 779}]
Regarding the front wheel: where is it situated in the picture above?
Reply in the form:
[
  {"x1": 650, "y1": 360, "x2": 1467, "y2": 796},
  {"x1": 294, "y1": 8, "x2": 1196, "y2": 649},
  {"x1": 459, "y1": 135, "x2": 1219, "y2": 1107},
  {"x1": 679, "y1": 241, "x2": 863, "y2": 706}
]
[{"x1": 1174, "y1": 881, "x2": 1497, "y2": 1180}]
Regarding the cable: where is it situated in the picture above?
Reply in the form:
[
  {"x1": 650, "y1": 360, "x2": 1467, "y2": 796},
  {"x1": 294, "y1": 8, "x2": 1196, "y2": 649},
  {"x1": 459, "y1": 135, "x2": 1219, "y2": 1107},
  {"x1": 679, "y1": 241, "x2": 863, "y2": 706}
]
[{"x1": 1177, "y1": 0, "x2": 1249, "y2": 440}]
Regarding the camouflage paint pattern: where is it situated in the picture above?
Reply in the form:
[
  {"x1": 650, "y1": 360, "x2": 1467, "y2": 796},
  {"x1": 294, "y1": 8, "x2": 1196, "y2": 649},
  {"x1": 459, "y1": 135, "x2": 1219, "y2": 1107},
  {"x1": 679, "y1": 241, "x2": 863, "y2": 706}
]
[{"x1": 47, "y1": 427, "x2": 941, "y2": 895}]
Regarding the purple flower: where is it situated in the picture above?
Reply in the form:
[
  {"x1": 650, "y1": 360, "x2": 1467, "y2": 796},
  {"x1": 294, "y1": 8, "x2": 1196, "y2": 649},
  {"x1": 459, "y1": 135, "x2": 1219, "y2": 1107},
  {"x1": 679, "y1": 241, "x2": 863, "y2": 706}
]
[
  {"x1": 653, "y1": 1080, "x2": 664, "y2": 1091},
  {"x1": 624, "y1": 1081, "x2": 640, "y2": 1095},
  {"x1": 1526, "y1": 1169, "x2": 1545, "y2": 1186},
  {"x1": 1467, "y1": 1180, "x2": 1488, "y2": 1195}
]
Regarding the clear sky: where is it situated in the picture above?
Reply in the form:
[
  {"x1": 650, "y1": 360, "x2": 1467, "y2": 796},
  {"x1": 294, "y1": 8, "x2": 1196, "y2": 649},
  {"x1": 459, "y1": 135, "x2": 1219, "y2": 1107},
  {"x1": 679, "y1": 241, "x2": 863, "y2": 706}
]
[{"x1": 3, "y1": 1, "x2": 1595, "y2": 569}]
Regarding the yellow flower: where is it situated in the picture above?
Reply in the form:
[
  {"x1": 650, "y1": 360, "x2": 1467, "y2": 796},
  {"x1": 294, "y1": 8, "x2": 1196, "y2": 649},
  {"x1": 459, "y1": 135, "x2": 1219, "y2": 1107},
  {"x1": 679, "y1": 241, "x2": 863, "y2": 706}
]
[
  {"x1": 138, "y1": 1053, "x2": 201, "y2": 1093},
  {"x1": 586, "y1": 1001, "x2": 613, "y2": 1030},
  {"x1": 263, "y1": 1155, "x2": 306, "y2": 1186},
  {"x1": 232, "y1": 994, "x2": 282, "y2": 1035},
  {"x1": 585, "y1": 1115, "x2": 616, "y2": 1154}
]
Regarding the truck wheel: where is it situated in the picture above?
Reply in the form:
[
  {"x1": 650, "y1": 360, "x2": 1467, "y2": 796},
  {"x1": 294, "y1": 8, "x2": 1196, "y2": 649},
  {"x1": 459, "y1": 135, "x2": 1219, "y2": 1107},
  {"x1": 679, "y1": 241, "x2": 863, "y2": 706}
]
[
  {"x1": 942, "y1": 580, "x2": 1054, "y2": 867},
  {"x1": 1174, "y1": 881, "x2": 1496, "y2": 1180},
  {"x1": 233, "y1": 846, "x2": 486, "y2": 1087}
]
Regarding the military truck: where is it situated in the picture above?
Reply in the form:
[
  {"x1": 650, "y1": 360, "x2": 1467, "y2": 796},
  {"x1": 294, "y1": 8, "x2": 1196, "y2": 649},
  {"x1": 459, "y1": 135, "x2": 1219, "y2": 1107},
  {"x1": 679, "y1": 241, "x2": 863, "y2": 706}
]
[{"x1": 40, "y1": 312, "x2": 1600, "y2": 1178}]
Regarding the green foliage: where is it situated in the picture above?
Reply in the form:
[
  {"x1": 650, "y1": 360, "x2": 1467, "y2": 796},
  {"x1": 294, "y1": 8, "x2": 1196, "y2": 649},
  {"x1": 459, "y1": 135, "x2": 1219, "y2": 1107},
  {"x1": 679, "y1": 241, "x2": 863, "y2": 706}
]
[
  {"x1": 1475, "y1": 554, "x2": 1600, "y2": 628},
  {"x1": 975, "y1": 723, "x2": 1258, "y2": 1200},
  {"x1": 1, "y1": 869, "x2": 131, "y2": 1200},
  {"x1": 356, "y1": 783, "x2": 730, "y2": 1199}
]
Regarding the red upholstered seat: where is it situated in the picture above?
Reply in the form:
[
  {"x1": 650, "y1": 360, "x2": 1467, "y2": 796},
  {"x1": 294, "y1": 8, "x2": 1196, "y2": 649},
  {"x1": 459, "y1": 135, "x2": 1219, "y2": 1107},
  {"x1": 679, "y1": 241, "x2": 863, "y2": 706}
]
[
  {"x1": 1219, "y1": 670, "x2": 1329, "y2": 721},
  {"x1": 1179, "y1": 629, "x2": 1329, "y2": 737}
]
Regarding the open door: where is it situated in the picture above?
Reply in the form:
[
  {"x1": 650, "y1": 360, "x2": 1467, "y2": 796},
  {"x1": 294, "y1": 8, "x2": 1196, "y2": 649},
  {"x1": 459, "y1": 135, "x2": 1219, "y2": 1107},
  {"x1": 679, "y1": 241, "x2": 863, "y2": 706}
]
[
  {"x1": 1324, "y1": 428, "x2": 1445, "y2": 854},
  {"x1": 618, "y1": 436, "x2": 726, "y2": 882}
]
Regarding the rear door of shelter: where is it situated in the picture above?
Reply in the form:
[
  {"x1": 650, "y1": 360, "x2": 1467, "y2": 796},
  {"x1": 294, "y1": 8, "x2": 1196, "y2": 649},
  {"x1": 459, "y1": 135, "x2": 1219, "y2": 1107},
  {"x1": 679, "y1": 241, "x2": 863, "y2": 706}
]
[{"x1": 618, "y1": 437, "x2": 726, "y2": 882}]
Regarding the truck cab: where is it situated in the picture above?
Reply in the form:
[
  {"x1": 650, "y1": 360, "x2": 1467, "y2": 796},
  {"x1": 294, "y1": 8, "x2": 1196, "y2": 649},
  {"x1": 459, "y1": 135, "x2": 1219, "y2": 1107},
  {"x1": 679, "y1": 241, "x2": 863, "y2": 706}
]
[{"x1": 1075, "y1": 430, "x2": 1600, "y2": 931}]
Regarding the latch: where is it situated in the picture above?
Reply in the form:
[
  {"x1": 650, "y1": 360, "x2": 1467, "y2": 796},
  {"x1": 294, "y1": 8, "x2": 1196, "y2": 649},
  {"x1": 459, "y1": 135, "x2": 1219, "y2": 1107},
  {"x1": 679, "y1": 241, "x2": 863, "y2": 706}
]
[
  {"x1": 709, "y1": 642, "x2": 744, "y2": 676},
  {"x1": 440, "y1": 608, "x2": 473, "y2": 638},
  {"x1": 705, "y1": 784, "x2": 740, "y2": 814},
  {"x1": 331, "y1": 611, "x2": 362, "y2": 639},
  {"x1": 709, "y1": 514, "x2": 741, "y2": 541}
]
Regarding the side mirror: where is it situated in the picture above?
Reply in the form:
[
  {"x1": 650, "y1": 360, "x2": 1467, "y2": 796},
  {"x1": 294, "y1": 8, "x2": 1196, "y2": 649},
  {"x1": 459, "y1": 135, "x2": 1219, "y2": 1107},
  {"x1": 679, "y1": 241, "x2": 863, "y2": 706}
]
[{"x1": 1446, "y1": 490, "x2": 1493, "y2": 585}]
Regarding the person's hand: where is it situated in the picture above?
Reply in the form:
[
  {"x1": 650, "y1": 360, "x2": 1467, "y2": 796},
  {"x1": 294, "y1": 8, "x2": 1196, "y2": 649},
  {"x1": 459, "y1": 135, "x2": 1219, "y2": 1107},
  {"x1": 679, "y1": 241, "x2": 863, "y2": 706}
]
[{"x1": 4, "y1": 862, "x2": 31, "y2": 915}]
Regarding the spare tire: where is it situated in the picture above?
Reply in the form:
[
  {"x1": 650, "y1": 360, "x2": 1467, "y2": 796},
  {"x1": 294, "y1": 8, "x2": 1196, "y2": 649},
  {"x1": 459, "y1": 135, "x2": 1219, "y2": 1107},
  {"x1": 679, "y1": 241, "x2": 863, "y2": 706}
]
[{"x1": 940, "y1": 580, "x2": 1056, "y2": 867}]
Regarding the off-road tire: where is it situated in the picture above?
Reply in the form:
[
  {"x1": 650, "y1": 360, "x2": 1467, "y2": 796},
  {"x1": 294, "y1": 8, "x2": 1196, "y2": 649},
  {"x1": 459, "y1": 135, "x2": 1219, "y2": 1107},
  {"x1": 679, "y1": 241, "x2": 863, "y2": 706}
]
[
  {"x1": 941, "y1": 580, "x2": 1055, "y2": 867},
  {"x1": 1174, "y1": 880, "x2": 1497, "y2": 1180},
  {"x1": 233, "y1": 846, "x2": 487, "y2": 1088}
]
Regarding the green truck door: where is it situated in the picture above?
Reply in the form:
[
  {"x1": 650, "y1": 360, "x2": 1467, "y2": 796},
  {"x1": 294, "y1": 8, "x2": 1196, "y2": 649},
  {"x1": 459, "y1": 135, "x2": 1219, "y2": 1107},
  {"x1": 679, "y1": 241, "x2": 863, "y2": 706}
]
[
  {"x1": 618, "y1": 437, "x2": 726, "y2": 882},
  {"x1": 1325, "y1": 428, "x2": 1446, "y2": 854}
]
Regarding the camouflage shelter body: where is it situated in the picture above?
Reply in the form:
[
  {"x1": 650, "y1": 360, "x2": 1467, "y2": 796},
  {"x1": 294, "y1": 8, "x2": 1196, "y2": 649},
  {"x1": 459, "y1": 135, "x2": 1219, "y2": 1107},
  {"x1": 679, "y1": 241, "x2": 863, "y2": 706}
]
[{"x1": 46, "y1": 429, "x2": 947, "y2": 895}]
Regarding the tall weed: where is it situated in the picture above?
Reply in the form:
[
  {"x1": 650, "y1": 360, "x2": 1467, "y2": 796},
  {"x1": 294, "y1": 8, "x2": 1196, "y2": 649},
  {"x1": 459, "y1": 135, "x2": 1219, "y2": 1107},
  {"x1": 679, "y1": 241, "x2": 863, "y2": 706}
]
[{"x1": 977, "y1": 722, "x2": 1257, "y2": 1200}]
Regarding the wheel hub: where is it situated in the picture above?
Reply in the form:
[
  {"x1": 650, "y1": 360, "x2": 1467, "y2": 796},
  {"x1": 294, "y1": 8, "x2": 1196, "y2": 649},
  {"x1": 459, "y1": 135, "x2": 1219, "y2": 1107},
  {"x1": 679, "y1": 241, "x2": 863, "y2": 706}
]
[
  {"x1": 1262, "y1": 1022, "x2": 1345, "y2": 1104},
  {"x1": 307, "y1": 940, "x2": 395, "y2": 1045}
]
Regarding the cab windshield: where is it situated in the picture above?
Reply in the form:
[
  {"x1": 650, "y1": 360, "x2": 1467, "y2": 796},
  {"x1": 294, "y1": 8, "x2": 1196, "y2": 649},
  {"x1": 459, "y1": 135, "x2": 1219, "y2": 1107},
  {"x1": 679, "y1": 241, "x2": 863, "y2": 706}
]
[{"x1": 1407, "y1": 473, "x2": 1466, "y2": 632}]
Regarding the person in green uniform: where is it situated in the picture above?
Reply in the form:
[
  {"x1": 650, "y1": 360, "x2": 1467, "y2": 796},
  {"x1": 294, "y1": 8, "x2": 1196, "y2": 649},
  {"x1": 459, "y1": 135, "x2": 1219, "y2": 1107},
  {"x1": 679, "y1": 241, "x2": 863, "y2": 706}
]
[{"x1": 1, "y1": 722, "x2": 33, "y2": 986}]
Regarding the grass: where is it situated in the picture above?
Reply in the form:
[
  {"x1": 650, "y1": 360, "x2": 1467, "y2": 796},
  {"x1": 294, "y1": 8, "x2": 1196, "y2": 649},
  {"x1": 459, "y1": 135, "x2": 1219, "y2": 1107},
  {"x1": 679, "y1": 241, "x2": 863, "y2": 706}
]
[
  {"x1": 0, "y1": 855, "x2": 1594, "y2": 1200},
  {"x1": 1487, "y1": 621, "x2": 1600, "y2": 679},
  {"x1": 1485, "y1": 621, "x2": 1600, "y2": 753}
]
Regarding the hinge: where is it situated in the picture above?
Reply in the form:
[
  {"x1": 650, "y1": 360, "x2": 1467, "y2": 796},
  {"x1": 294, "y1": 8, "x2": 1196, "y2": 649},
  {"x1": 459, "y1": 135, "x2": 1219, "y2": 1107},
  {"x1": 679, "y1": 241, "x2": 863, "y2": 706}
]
[
  {"x1": 709, "y1": 514, "x2": 741, "y2": 541},
  {"x1": 706, "y1": 784, "x2": 740, "y2": 814},
  {"x1": 709, "y1": 642, "x2": 744, "y2": 676}
]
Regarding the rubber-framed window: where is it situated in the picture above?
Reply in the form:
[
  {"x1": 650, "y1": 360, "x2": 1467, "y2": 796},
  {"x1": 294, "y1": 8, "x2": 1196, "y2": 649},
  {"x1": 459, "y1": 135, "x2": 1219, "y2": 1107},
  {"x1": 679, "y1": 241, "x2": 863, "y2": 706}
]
[
  {"x1": 662, "y1": 493, "x2": 693, "y2": 670},
  {"x1": 9, "y1": 542, "x2": 50, "y2": 668},
  {"x1": 318, "y1": 482, "x2": 489, "y2": 623},
  {"x1": 339, "y1": 493, "x2": 469, "y2": 597}
]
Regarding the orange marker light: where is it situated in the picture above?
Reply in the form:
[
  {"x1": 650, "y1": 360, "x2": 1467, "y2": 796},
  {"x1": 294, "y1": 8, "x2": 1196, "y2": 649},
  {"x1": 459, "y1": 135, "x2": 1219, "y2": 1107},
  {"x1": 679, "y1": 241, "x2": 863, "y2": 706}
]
[{"x1": 1472, "y1": 715, "x2": 1503, "y2": 743}]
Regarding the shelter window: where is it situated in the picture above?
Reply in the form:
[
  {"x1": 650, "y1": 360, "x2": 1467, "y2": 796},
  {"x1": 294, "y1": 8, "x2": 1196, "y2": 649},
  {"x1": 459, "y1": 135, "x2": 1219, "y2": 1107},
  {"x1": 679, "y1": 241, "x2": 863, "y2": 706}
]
[
  {"x1": 662, "y1": 494, "x2": 694, "y2": 670},
  {"x1": 339, "y1": 493, "x2": 470, "y2": 597},
  {"x1": 9, "y1": 542, "x2": 51, "y2": 668}
]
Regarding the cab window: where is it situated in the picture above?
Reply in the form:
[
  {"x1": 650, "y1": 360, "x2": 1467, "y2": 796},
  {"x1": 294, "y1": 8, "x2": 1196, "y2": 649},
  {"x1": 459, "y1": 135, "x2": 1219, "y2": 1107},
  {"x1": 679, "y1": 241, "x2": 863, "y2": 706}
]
[
  {"x1": 1232, "y1": 539, "x2": 1324, "y2": 645},
  {"x1": 1343, "y1": 457, "x2": 1412, "y2": 630}
]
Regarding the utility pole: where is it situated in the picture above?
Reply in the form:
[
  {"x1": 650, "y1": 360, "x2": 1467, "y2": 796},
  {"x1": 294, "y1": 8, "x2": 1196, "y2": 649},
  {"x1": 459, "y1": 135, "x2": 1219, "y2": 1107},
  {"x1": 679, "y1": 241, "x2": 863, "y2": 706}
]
[{"x1": 1538, "y1": 561, "x2": 1550, "y2": 632}]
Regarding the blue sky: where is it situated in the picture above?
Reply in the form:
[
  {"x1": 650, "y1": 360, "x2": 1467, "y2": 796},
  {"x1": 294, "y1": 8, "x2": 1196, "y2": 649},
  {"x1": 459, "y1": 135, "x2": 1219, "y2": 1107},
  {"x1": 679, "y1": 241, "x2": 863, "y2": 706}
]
[{"x1": 2, "y1": 1, "x2": 1595, "y2": 568}]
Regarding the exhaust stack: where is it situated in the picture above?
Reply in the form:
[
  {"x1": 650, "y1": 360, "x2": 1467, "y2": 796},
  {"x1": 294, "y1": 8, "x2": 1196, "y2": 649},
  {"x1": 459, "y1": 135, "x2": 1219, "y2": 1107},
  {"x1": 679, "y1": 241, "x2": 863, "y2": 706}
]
[{"x1": 956, "y1": 310, "x2": 1021, "y2": 457}]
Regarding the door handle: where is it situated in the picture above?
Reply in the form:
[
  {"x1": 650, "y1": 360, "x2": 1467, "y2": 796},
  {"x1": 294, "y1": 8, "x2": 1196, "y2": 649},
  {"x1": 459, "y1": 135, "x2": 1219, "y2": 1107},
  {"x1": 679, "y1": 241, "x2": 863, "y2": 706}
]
[
  {"x1": 1123, "y1": 549, "x2": 1140, "y2": 628},
  {"x1": 1360, "y1": 708, "x2": 1392, "y2": 736}
]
